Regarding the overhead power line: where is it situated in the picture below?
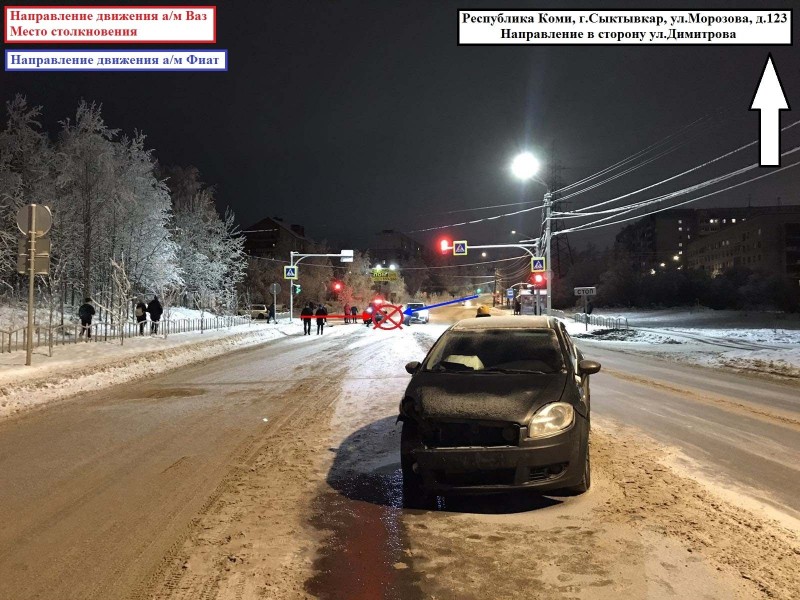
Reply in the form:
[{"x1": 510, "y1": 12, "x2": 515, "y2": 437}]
[
  {"x1": 556, "y1": 118, "x2": 800, "y2": 219},
  {"x1": 556, "y1": 154, "x2": 800, "y2": 236},
  {"x1": 554, "y1": 116, "x2": 713, "y2": 197}
]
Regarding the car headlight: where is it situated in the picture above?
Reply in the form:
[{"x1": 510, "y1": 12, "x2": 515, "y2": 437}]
[{"x1": 528, "y1": 403, "x2": 574, "y2": 438}]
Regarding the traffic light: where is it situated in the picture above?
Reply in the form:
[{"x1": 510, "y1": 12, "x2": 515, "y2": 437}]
[
  {"x1": 529, "y1": 272, "x2": 546, "y2": 288},
  {"x1": 476, "y1": 288, "x2": 482, "y2": 293},
  {"x1": 333, "y1": 281, "x2": 343, "y2": 291},
  {"x1": 293, "y1": 283, "x2": 302, "y2": 295},
  {"x1": 439, "y1": 239, "x2": 451, "y2": 254}
]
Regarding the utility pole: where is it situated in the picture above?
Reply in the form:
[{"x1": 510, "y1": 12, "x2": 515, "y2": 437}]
[
  {"x1": 543, "y1": 192, "x2": 553, "y2": 315},
  {"x1": 546, "y1": 157, "x2": 573, "y2": 279}
]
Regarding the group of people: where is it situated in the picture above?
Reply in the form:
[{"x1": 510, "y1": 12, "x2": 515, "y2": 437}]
[
  {"x1": 300, "y1": 302, "x2": 329, "y2": 335},
  {"x1": 341, "y1": 304, "x2": 360, "y2": 324},
  {"x1": 76, "y1": 295, "x2": 162, "y2": 339},
  {"x1": 134, "y1": 296, "x2": 163, "y2": 335}
]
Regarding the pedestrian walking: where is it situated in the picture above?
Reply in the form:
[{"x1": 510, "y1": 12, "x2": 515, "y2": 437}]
[
  {"x1": 301, "y1": 302, "x2": 313, "y2": 335},
  {"x1": 343, "y1": 303, "x2": 351, "y2": 324},
  {"x1": 78, "y1": 298, "x2": 95, "y2": 340},
  {"x1": 268, "y1": 302, "x2": 276, "y2": 324},
  {"x1": 513, "y1": 298, "x2": 521, "y2": 315},
  {"x1": 315, "y1": 304, "x2": 328, "y2": 335},
  {"x1": 135, "y1": 299, "x2": 147, "y2": 335},
  {"x1": 147, "y1": 295, "x2": 163, "y2": 335}
]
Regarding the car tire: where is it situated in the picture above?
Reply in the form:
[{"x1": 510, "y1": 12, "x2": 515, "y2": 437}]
[
  {"x1": 564, "y1": 442, "x2": 591, "y2": 495},
  {"x1": 401, "y1": 422, "x2": 434, "y2": 509},
  {"x1": 256, "y1": 314, "x2": 266, "y2": 320}
]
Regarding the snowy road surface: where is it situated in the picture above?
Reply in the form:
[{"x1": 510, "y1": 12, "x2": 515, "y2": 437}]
[{"x1": 0, "y1": 307, "x2": 798, "y2": 599}]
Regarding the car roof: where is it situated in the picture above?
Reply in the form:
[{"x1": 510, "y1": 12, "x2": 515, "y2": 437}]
[{"x1": 450, "y1": 316, "x2": 558, "y2": 330}]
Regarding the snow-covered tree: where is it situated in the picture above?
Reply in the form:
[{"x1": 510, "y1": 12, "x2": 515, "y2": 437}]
[
  {"x1": 0, "y1": 95, "x2": 55, "y2": 288},
  {"x1": 162, "y1": 165, "x2": 246, "y2": 312}
]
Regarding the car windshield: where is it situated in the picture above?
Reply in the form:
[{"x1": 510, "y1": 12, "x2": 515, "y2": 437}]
[{"x1": 424, "y1": 329, "x2": 565, "y2": 374}]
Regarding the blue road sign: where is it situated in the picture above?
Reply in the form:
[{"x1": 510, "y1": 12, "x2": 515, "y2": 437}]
[
  {"x1": 453, "y1": 240, "x2": 468, "y2": 256},
  {"x1": 506, "y1": 288, "x2": 514, "y2": 298},
  {"x1": 283, "y1": 266, "x2": 298, "y2": 280},
  {"x1": 531, "y1": 256, "x2": 546, "y2": 272}
]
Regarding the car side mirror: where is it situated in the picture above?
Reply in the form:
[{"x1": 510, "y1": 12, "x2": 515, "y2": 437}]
[
  {"x1": 579, "y1": 360, "x2": 601, "y2": 375},
  {"x1": 405, "y1": 361, "x2": 421, "y2": 374}
]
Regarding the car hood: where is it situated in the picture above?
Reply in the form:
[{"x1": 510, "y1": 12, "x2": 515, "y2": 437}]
[{"x1": 406, "y1": 372, "x2": 570, "y2": 426}]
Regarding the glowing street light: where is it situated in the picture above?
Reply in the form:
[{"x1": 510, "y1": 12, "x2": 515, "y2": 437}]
[
  {"x1": 389, "y1": 264, "x2": 397, "y2": 271},
  {"x1": 481, "y1": 252, "x2": 487, "y2": 257},
  {"x1": 511, "y1": 152, "x2": 540, "y2": 181}
]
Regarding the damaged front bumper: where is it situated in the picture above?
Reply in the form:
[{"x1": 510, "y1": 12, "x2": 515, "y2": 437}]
[{"x1": 411, "y1": 422, "x2": 586, "y2": 494}]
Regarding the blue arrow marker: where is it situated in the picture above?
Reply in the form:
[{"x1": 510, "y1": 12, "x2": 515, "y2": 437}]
[{"x1": 403, "y1": 294, "x2": 480, "y2": 316}]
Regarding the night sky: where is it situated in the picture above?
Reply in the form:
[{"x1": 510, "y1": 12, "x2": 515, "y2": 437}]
[{"x1": 2, "y1": 0, "x2": 799, "y2": 252}]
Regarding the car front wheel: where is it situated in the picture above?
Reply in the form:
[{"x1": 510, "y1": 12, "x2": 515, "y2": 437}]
[
  {"x1": 564, "y1": 442, "x2": 591, "y2": 494},
  {"x1": 401, "y1": 422, "x2": 434, "y2": 509}
]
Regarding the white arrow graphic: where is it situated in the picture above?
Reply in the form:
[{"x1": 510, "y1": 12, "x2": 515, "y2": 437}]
[{"x1": 750, "y1": 54, "x2": 790, "y2": 167}]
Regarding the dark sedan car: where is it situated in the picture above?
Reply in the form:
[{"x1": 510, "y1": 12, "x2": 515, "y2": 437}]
[{"x1": 398, "y1": 316, "x2": 601, "y2": 506}]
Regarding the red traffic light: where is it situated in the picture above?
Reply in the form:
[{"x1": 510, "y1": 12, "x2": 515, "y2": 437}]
[
  {"x1": 332, "y1": 281, "x2": 343, "y2": 291},
  {"x1": 529, "y1": 272, "x2": 546, "y2": 287},
  {"x1": 439, "y1": 239, "x2": 451, "y2": 254}
]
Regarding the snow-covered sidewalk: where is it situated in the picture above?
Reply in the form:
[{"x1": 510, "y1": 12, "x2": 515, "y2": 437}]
[{"x1": 0, "y1": 320, "x2": 299, "y2": 420}]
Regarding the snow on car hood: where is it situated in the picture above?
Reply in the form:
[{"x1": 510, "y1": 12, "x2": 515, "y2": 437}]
[{"x1": 407, "y1": 372, "x2": 569, "y2": 425}]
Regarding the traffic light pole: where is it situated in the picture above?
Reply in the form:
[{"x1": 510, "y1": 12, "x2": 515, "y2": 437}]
[{"x1": 288, "y1": 251, "x2": 353, "y2": 323}]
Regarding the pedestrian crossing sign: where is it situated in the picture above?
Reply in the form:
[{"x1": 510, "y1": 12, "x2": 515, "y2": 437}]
[
  {"x1": 453, "y1": 241, "x2": 468, "y2": 256},
  {"x1": 284, "y1": 266, "x2": 298, "y2": 280},
  {"x1": 531, "y1": 257, "x2": 546, "y2": 272}
]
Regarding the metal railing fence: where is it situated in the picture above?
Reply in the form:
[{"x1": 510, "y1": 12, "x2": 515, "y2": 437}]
[
  {"x1": 572, "y1": 313, "x2": 629, "y2": 331},
  {"x1": 0, "y1": 315, "x2": 252, "y2": 356}
]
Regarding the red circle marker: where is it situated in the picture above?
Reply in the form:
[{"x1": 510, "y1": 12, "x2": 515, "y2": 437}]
[{"x1": 374, "y1": 304, "x2": 404, "y2": 330}]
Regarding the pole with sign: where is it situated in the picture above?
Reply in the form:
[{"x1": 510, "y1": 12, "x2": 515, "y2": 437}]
[
  {"x1": 16, "y1": 204, "x2": 53, "y2": 366},
  {"x1": 574, "y1": 287, "x2": 596, "y2": 331},
  {"x1": 269, "y1": 282, "x2": 281, "y2": 322}
]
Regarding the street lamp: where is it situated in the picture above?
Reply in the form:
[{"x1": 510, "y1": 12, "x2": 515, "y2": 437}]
[
  {"x1": 511, "y1": 151, "x2": 551, "y2": 314},
  {"x1": 389, "y1": 263, "x2": 397, "y2": 271},
  {"x1": 481, "y1": 252, "x2": 487, "y2": 258},
  {"x1": 511, "y1": 152, "x2": 540, "y2": 181}
]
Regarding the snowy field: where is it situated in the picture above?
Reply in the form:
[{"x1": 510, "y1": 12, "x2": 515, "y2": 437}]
[{"x1": 565, "y1": 318, "x2": 800, "y2": 380}]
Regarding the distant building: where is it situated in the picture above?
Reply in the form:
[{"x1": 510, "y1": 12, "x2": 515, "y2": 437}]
[
  {"x1": 369, "y1": 229, "x2": 427, "y2": 266},
  {"x1": 615, "y1": 205, "x2": 798, "y2": 271},
  {"x1": 686, "y1": 212, "x2": 800, "y2": 284},
  {"x1": 242, "y1": 217, "x2": 310, "y2": 257}
]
